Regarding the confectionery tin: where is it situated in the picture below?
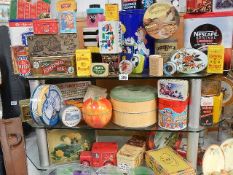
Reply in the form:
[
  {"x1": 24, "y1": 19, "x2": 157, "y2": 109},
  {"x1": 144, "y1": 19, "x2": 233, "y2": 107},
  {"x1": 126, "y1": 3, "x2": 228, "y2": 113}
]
[
  {"x1": 158, "y1": 98, "x2": 188, "y2": 131},
  {"x1": 86, "y1": 4, "x2": 105, "y2": 28},
  {"x1": 33, "y1": 19, "x2": 59, "y2": 35},
  {"x1": 119, "y1": 60, "x2": 133, "y2": 75},
  {"x1": 158, "y1": 79, "x2": 189, "y2": 101},
  {"x1": 143, "y1": 3, "x2": 180, "y2": 39},
  {"x1": 59, "y1": 105, "x2": 82, "y2": 127}
]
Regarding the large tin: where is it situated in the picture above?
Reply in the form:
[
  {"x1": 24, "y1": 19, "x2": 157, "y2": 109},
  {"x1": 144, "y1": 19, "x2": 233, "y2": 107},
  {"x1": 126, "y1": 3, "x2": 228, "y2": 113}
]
[
  {"x1": 120, "y1": 9, "x2": 154, "y2": 69},
  {"x1": 33, "y1": 19, "x2": 59, "y2": 35},
  {"x1": 27, "y1": 34, "x2": 77, "y2": 57},
  {"x1": 158, "y1": 98, "x2": 188, "y2": 131},
  {"x1": 30, "y1": 55, "x2": 75, "y2": 77},
  {"x1": 98, "y1": 21, "x2": 122, "y2": 54},
  {"x1": 145, "y1": 147, "x2": 195, "y2": 175}
]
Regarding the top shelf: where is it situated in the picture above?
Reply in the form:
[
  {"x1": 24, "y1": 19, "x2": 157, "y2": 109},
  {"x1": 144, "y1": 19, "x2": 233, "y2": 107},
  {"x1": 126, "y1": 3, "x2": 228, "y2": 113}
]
[{"x1": 25, "y1": 72, "x2": 213, "y2": 80}]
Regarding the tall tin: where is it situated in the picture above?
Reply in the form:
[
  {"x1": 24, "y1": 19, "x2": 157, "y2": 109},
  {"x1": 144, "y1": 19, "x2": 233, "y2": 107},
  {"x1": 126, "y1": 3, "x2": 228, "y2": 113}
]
[{"x1": 120, "y1": 9, "x2": 154, "y2": 70}]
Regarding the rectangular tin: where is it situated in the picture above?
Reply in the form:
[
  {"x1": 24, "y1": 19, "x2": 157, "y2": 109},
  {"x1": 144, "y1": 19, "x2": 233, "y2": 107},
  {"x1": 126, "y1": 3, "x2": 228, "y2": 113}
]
[
  {"x1": 187, "y1": 0, "x2": 212, "y2": 13},
  {"x1": 27, "y1": 34, "x2": 77, "y2": 57},
  {"x1": 213, "y1": 0, "x2": 233, "y2": 12},
  {"x1": 56, "y1": 0, "x2": 77, "y2": 12},
  {"x1": 59, "y1": 11, "x2": 77, "y2": 34},
  {"x1": 200, "y1": 96, "x2": 214, "y2": 126},
  {"x1": 30, "y1": 55, "x2": 76, "y2": 77},
  {"x1": 105, "y1": 4, "x2": 119, "y2": 21},
  {"x1": 33, "y1": 19, "x2": 59, "y2": 35},
  {"x1": 91, "y1": 63, "x2": 109, "y2": 77},
  {"x1": 75, "y1": 49, "x2": 92, "y2": 77}
]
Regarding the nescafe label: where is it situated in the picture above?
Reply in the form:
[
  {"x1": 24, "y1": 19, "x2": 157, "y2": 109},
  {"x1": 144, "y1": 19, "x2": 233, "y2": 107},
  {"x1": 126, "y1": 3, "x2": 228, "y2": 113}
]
[{"x1": 190, "y1": 24, "x2": 222, "y2": 52}]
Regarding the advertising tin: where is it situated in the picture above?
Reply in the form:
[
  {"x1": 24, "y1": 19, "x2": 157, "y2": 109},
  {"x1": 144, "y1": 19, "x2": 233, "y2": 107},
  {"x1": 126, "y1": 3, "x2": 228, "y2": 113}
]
[
  {"x1": 184, "y1": 12, "x2": 233, "y2": 70},
  {"x1": 120, "y1": 9, "x2": 154, "y2": 69},
  {"x1": 83, "y1": 27, "x2": 98, "y2": 47},
  {"x1": 56, "y1": 0, "x2": 77, "y2": 12},
  {"x1": 91, "y1": 63, "x2": 109, "y2": 77},
  {"x1": 59, "y1": 11, "x2": 77, "y2": 34},
  {"x1": 200, "y1": 96, "x2": 214, "y2": 126},
  {"x1": 33, "y1": 19, "x2": 59, "y2": 35},
  {"x1": 158, "y1": 98, "x2": 188, "y2": 131},
  {"x1": 76, "y1": 49, "x2": 92, "y2": 77},
  {"x1": 30, "y1": 55, "x2": 75, "y2": 77},
  {"x1": 187, "y1": 0, "x2": 212, "y2": 13},
  {"x1": 101, "y1": 54, "x2": 120, "y2": 74}
]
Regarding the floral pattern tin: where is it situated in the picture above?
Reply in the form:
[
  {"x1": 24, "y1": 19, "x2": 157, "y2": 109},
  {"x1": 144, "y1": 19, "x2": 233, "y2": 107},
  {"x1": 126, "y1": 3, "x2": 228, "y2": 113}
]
[{"x1": 170, "y1": 48, "x2": 208, "y2": 74}]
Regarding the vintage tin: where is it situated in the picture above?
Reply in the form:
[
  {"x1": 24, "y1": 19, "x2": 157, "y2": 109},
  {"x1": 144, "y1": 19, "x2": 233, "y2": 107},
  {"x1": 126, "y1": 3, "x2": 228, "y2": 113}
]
[
  {"x1": 117, "y1": 144, "x2": 144, "y2": 173},
  {"x1": 56, "y1": 0, "x2": 77, "y2": 12},
  {"x1": 105, "y1": 4, "x2": 119, "y2": 21},
  {"x1": 33, "y1": 19, "x2": 59, "y2": 35},
  {"x1": 59, "y1": 11, "x2": 77, "y2": 34},
  {"x1": 98, "y1": 21, "x2": 122, "y2": 54},
  {"x1": 120, "y1": 9, "x2": 154, "y2": 69},
  {"x1": 121, "y1": 0, "x2": 155, "y2": 10},
  {"x1": 119, "y1": 60, "x2": 133, "y2": 75},
  {"x1": 127, "y1": 135, "x2": 146, "y2": 151},
  {"x1": 59, "y1": 105, "x2": 82, "y2": 127},
  {"x1": 184, "y1": 12, "x2": 233, "y2": 70},
  {"x1": 19, "y1": 99, "x2": 31, "y2": 122},
  {"x1": 91, "y1": 63, "x2": 109, "y2": 77},
  {"x1": 200, "y1": 96, "x2": 214, "y2": 126},
  {"x1": 110, "y1": 85, "x2": 157, "y2": 128},
  {"x1": 143, "y1": 3, "x2": 180, "y2": 39},
  {"x1": 155, "y1": 39, "x2": 177, "y2": 63},
  {"x1": 83, "y1": 27, "x2": 98, "y2": 47},
  {"x1": 9, "y1": 19, "x2": 33, "y2": 46},
  {"x1": 86, "y1": 4, "x2": 105, "y2": 28},
  {"x1": 30, "y1": 55, "x2": 75, "y2": 77},
  {"x1": 145, "y1": 147, "x2": 196, "y2": 175},
  {"x1": 213, "y1": 93, "x2": 223, "y2": 124},
  {"x1": 28, "y1": 34, "x2": 77, "y2": 57},
  {"x1": 158, "y1": 98, "x2": 188, "y2": 131},
  {"x1": 17, "y1": 55, "x2": 31, "y2": 77},
  {"x1": 76, "y1": 49, "x2": 92, "y2": 77},
  {"x1": 158, "y1": 79, "x2": 189, "y2": 101},
  {"x1": 156, "y1": 0, "x2": 186, "y2": 13},
  {"x1": 213, "y1": 0, "x2": 233, "y2": 12},
  {"x1": 163, "y1": 62, "x2": 177, "y2": 76},
  {"x1": 207, "y1": 45, "x2": 224, "y2": 74},
  {"x1": 201, "y1": 79, "x2": 221, "y2": 96},
  {"x1": 187, "y1": 0, "x2": 212, "y2": 13},
  {"x1": 102, "y1": 54, "x2": 120, "y2": 75},
  {"x1": 131, "y1": 54, "x2": 145, "y2": 74},
  {"x1": 149, "y1": 55, "x2": 163, "y2": 76}
]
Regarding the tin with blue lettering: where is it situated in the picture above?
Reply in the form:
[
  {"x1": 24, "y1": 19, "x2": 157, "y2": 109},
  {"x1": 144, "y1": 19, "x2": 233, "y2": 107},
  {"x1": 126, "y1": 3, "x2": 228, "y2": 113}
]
[{"x1": 120, "y1": 9, "x2": 154, "y2": 70}]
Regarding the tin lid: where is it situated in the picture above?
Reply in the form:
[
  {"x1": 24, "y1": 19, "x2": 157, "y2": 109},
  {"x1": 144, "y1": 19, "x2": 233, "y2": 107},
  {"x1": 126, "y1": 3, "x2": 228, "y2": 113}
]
[
  {"x1": 87, "y1": 4, "x2": 104, "y2": 14},
  {"x1": 110, "y1": 85, "x2": 156, "y2": 102}
]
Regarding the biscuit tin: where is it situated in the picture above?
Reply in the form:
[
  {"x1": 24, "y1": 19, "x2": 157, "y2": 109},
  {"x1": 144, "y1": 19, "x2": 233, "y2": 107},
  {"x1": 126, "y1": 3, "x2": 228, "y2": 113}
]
[
  {"x1": 33, "y1": 19, "x2": 59, "y2": 34},
  {"x1": 105, "y1": 4, "x2": 119, "y2": 21},
  {"x1": 184, "y1": 12, "x2": 233, "y2": 70},
  {"x1": 98, "y1": 21, "x2": 122, "y2": 54},
  {"x1": 59, "y1": 11, "x2": 77, "y2": 34},
  {"x1": 158, "y1": 79, "x2": 189, "y2": 101},
  {"x1": 91, "y1": 63, "x2": 109, "y2": 77},
  {"x1": 56, "y1": 0, "x2": 77, "y2": 12},
  {"x1": 75, "y1": 49, "x2": 92, "y2": 77},
  {"x1": 158, "y1": 98, "x2": 188, "y2": 130},
  {"x1": 28, "y1": 34, "x2": 77, "y2": 57},
  {"x1": 145, "y1": 147, "x2": 196, "y2": 175},
  {"x1": 30, "y1": 55, "x2": 75, "y2": 77},
  {"x1": 143, "y1": 3, "x2": 180, "y2": 39}
]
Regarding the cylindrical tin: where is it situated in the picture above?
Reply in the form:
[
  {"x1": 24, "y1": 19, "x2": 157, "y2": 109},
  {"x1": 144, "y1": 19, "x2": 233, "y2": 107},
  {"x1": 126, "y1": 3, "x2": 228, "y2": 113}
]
[
  {"x1": 158, "y1": 98, "x2": 188, "y2": 131},
  {"x1": 149, "y1": 55, "x2": 163, "y2": 76},
  {"x1": 120, "y1": 9, "x2": 154, "y2": 69}
]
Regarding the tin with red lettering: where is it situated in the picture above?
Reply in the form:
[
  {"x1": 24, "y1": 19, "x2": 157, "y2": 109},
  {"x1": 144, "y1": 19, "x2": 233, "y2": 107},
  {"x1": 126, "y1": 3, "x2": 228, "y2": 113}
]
[{"x1": 33, "y1": 19, "x2": 59, "y2": 34}]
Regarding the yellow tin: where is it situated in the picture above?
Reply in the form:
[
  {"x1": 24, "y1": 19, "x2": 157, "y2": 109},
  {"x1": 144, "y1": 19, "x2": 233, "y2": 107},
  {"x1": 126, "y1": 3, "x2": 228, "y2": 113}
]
[
  {"x1": 105, "y1": 4, "x2": 119, "y2": 21},
  {"x1": 56, "y1": 0, "x2": 77, "y2": 12},
  {"x1": 75, "y1": 49, "x2": 92, "y2": 77}
]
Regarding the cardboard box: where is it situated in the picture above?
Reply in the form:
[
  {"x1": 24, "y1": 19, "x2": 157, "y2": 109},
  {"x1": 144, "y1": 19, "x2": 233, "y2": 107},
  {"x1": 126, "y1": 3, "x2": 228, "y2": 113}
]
[{"x1": 145, "y1": 147, "x2": 196, "y2": 175}]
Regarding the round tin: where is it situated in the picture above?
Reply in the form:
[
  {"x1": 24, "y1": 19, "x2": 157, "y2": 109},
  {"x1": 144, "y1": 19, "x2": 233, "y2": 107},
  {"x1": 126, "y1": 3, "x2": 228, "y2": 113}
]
[
  {"x1": 158, "y1": 98, "x2": 188, "y2": 131},
  {"x1": 143, "y1": 3, "x2": 180, "y2": 39},
  {"x1": 220, "y1": 76, "x2": 233, "y2": 106},
  {"x1": 163, "y1": 61, "x2": 177, "y2": 76},
  {"x1": 59, "y1": 105, "x2": 82, "y2": 127},
  {"x1": 119, "y1": 60, "x2": 133, "y2": 74}
]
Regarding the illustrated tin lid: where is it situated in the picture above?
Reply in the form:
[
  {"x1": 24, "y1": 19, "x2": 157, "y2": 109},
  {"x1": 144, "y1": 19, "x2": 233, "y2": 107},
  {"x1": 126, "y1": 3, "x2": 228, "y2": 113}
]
[
  {"x1": 87, "y1": 4, "x2": 104, "y2": 14},
  {"x1": 202, "y1": 145, "x2": 225, "y2": 175},
  {"x1": 143, "y1": 3, "x2": 180, "y2": 39},
  {"x1": 220, "y1": 138, "x2": 233, "y2": 171},
  {"x1": 110, "y1": 85, "x2": 156, "y2": 102}
]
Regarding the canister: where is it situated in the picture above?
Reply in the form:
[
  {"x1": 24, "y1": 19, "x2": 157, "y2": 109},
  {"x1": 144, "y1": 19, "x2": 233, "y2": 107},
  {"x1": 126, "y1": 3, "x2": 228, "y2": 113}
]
[
  {"x1": 149, "y1": 55, "x2": 163, "y2": 76},
  {"x1": 158, "y1": 98, "x2": 188, "y2": 131},
  {"x1": 120, "y1": 9, "x2": 154, "y2": 69},
  {"x1": 86, "y1": 4, "x2": 105, "y2": 28}
]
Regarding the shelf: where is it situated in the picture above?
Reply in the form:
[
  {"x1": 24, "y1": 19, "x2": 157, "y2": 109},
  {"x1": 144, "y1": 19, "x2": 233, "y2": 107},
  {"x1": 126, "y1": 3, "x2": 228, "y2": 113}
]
[
  {"x1": 25, "y1": 72, "x2": 213, "y2": 81},
  {"x1": 27, "y1": 119, "x2": 224, "y2": 133}
]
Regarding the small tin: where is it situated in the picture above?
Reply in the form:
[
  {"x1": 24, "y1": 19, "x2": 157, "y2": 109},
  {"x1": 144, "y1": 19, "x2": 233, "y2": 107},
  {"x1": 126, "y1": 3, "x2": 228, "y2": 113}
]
[
  {"x1": 213, "y1": 0, "x2": 233, "y2": 12},
  {"x1": 163, "y1": 62, "x2": 177, "y2": 76},
  {"x1": 33, "y1": 19, "x2": 59, "y2": 35},
  {"x1": 105, "y1": 4, "x2": 119, "y2": 21},
  {"x1": 201, "y1": 79, "x2": 221, "y2": 96},
  {"x1": 131, "y1": 54, "x2": 145, "y2": 74},
  {"x1": 19, "y1": 99, "x2": 31, "y2": 122},
  {"x1": 59, "y1": 105, "x2": 82, "y2": 127},
  {"x1": 102, "y1": 54, "x2": 120, "y2": 75},
  {"x1": 91, "y1": 63, "x2": 109, "y2": 77},
  {"x1": 56, "y1": 0, "x2": 77, "y2": 12},
  {"x1": 76, "y1": 49, "x2": 92, "y2": 77},
  {"x1": 59, "y1": 11, "x2": 77, "y2": 34},
  {"x1": 119, "y1": 60, "x2": 133, "y2": 75},
  {"x1": 158, "y1": 98, "x2": 188, "y2": 131},
  {"x1": 121, "y1": 0, "x2": 155, "y2": 10},
  {"x1": 187, "y1": 0, "x2": 212, "y2": 13},
  {"x1": 17, "y1": 55, "x2": 31, "y2": 77},
  {"x1": 149, "y1": 55, "x2": 163, "y2": 76},
  {"x1": 30, "y1": 55, "x2": 75, "y2": 77},
  {"x1": 86, "y1": 4, "x2": 105, "y2": 28},
  {"x1": 200, "y1": 96, "x2": 214, "y2": 126}
]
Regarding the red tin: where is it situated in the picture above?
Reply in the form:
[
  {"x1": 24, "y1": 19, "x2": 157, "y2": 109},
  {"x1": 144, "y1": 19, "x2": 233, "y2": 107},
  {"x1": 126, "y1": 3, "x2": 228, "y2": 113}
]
[{"x1": 33, "y1": 19, "x2": 59, "y2": 34}]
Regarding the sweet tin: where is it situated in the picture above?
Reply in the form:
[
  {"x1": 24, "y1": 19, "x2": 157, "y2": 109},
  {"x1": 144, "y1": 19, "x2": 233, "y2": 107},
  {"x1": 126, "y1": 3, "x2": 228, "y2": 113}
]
[
  {"x1": 59, "y1": 11, "x2": 77, "y2": 34},
  {"x1": 83, "y1": 27, "x2": 98, "y2": 47},
  {"x1": 76, "y1": 49, "x2": 92, "y2": 77},
  {"x1": 170, "y1": 48, "x2": 208, "y2": 74},
  {"x1": 158, "y1": 79, "x2": 189, "y2": 101},
  {"x1": 158, "y1": 98, "x2": 188, "y2": 131},
  {"x1": 27, "y1": 34, "x2": 77, "y2": 57},
  {"x1": 98, "y1": 21, "x2": 122, "y2": 54},
  {"x1": 33, "y1": 19, "x2": 58, "y2": 34}
]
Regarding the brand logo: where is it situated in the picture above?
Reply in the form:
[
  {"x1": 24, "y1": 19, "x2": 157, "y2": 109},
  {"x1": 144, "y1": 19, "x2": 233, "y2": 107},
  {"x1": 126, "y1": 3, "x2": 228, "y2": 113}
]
[
  {"x1": 17, "y1": 56, "x2": 31, "y2": 76},
  {"x1": 92, "y1": 65, "x2": 106, "y2": 75}
]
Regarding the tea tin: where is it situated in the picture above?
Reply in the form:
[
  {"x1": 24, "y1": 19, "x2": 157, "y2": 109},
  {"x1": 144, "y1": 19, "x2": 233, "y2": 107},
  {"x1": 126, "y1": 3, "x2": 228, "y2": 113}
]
[{"x1": 33, "y1": 19, "x2": 59, "y2": 35}]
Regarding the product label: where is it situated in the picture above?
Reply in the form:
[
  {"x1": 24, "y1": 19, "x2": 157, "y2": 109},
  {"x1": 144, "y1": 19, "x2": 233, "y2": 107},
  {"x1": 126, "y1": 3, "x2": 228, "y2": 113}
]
[{"x1": 200, "y1": 96, "x2": 214, "y2": 126}]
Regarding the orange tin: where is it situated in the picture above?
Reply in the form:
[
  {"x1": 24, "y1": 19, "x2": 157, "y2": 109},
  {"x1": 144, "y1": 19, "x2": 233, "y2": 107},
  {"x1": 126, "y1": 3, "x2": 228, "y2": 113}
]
[{"x1": 33, "y1": 19, "x2": 59, "y2": 35}]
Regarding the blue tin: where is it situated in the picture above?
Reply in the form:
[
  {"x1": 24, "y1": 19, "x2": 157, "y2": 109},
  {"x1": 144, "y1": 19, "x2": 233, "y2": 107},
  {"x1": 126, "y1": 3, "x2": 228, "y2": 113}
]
[{"x1": 120, "y1": 9, "x2": 154, "y2": 70}]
